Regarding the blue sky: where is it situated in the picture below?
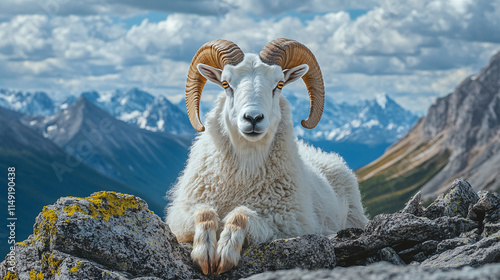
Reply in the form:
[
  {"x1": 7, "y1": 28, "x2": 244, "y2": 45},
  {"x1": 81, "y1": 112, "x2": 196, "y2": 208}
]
[{"x1": 0, "y1": 0, "x2": 499, "y2": 113}]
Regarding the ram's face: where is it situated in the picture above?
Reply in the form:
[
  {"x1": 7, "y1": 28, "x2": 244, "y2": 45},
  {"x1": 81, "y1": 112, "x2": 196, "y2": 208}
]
[
  {"x1": 222, "y1": 56, "x2": 284, "y2": 142},
  {"x1": 198, "y1": 54, "x2": 309, "y2": 142}
]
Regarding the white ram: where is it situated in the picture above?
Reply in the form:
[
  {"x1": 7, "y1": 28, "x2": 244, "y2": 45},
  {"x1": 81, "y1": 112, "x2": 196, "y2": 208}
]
[{"x1": 166, "y1": 38, "x2": 368, "y2": 275}]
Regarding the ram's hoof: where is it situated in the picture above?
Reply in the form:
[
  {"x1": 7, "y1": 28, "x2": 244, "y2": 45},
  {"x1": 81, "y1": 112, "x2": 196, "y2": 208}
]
[{"x1": 216, "y1": 258, "x2": 235, "y2": 275}]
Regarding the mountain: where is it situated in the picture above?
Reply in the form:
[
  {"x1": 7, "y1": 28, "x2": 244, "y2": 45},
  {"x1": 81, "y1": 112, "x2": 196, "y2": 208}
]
[
  {"x1": 288, "y1": 93, "x2": 418, "y2": 145},
  {"x1": 0, "y1": 106, "x2": 138, "y2": 256},
  {"x1": 26, "y1": 97, "x2": 190, "y2": 212},
  {"x1": 0, "y1": 89, "x2": 55, "y2": 116},
  {"x1": 59, "y1": 88, "x2": 194, "y2": 136},
  {"x1": 128, "y1": 95, "x2": 192, "y2": 135},
  {"x1": 284, "y1": 93, "x2": 418, "y2": 169},
  {"x1": 357, "y1": 50, "x2": 500, "y2": 216}
]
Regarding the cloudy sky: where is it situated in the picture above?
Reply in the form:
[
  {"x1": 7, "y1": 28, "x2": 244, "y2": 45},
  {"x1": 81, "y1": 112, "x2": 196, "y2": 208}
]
[{"x1": 1, "y1": 0, "x2": 499, "y2": 113}]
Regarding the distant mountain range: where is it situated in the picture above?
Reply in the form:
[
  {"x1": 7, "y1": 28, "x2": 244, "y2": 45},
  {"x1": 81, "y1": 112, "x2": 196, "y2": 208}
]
[
  {"x1": 288, "y1": 93, "x2": 418, "y2": 145},
  {"x1": 25, "y1": 97, "x2": 190, "y2": 210},
  {"x1": 357, "y1": 49, "x2": 500, "y2": 216},
  {"x1": 0, "y1": 88, "x2": 418, "y2": 168}
]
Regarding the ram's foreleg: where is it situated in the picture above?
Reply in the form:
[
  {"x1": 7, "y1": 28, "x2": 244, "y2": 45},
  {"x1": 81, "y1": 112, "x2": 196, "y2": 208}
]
[
  {"x1": 191, "y1": 206, "x2": 218, "y2": 275},
  {"x1": 215, "y1": 207, "x2": 247, "y2": 274},
  {"x1": 216, "y1": 206, "x2": 272, "y2": 274}
]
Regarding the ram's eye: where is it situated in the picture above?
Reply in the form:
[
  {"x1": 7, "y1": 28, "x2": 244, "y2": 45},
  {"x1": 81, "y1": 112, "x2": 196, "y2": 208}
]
[
  {"x1": 221, "y1": 81, "x2": 229, "y2": 89},
  {"x1": 276, "y1": 81, "x2": 284, "y2": 90}
]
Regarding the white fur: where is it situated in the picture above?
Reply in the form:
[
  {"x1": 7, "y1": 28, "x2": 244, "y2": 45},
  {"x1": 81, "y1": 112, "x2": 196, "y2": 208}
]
[{"x1": 166, "y1": 54, "x2": 368, "y2": 274}]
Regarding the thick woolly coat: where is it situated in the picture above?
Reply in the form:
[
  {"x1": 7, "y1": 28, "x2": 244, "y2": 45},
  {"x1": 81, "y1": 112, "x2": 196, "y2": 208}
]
[{"x1": 166, "y1": 93, "x2": 368, "y2": 244}]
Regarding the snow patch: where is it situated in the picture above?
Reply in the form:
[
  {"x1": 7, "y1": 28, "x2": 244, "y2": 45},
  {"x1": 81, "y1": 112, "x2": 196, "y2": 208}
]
[
  {"x1": 119, "y1": 110, "x2": 142, "y2": 122},
  {"x1": 363, "y1": 120, "x2": 381, "y2": 128},
  {"x1": 376, "y1": 93, "x2": 388, "y2": 109},
  {"x1": 47, "y1": 125, "x2": 57, "y2": 132},
  {"x1": 351, "y1": 119, "x2": 361, "y2": 128},
  {"x1": 157, "y1": 119, "x2": 165, "y2": 130}
]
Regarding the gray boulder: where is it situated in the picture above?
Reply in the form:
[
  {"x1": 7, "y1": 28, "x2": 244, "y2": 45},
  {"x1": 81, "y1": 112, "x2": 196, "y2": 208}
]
[
  {"x1": 0, "y1": 192, "x2": 201, "y2": 280},
  {"x1": 423, "y1": 179, "x2": 479, "y2": 219}
]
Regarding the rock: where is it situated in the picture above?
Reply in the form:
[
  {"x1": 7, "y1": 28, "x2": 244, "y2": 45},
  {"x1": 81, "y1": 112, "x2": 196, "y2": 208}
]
[
  {"x1": 0, "y1": 192, "x2": 203, "y2": 280},
  {"x1": 377, "y1": 247, "x2": 405, "y2": 266},
  {"x1": 421, "y1": 231, "x2": 500, "y2": 268},
  {"x1": 483, "y1": 223, "x2": 500, "y2": 237},
  {"x1": 434, "y1": 229, "x2": 481, "y2": 255},
  {"x1": 399, "y1": 191, "x2": 423, "y2": 216},
  {"x1": 222, "y1": 234, "x2": 336, "y2": 279},
  {"x1": 398, "y1": 240, "x2": 439, "y2": 264},
  {"x1": 242, "y1": 262, "x2": 500, "y2": 280},
  {"x1": 423, "y1": 179, "x2": 479, "y2": 219},
  {"x1": 2, "y1": 179, "x2": 500, "y2": 279},
  {"x1": 470, "y1": 191, "x2": 500, "y2": 224},
  {"x1": 333, "y1": 213, "x2": 478, "y2": 266}
]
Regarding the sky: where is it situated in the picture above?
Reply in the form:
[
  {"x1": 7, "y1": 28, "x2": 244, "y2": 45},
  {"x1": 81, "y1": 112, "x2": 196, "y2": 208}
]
[{"x1": 0, "y1": 0, "x2": 499, "y2": 113}]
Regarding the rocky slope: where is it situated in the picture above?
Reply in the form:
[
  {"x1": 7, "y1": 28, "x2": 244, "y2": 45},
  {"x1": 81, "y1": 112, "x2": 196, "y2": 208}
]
[
  {"x1": 2, "y1": 179, "x2": 500, "y2": 279},
  {"x1": 357, "y1": 50, "x2": 500, "y2": 215}
]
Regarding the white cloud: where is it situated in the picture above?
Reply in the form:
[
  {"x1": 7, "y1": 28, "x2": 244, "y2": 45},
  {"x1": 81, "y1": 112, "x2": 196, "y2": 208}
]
[
  {"x1": 0, "y1": 0, "x2": 499, "y2": 113},
  {"x1": 0, "y1": 0, "x2": 381, "y2": 19}
]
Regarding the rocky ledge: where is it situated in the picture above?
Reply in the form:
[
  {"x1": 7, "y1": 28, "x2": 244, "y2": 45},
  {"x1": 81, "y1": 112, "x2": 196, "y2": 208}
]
[{"x1": 1, "y1": 179, "x2": 500, "y2": 279}]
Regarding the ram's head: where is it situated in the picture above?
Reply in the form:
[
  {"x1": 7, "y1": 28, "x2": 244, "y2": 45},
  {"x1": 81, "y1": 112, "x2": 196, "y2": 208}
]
[{"x1": 186, "y1": 38, "x2": 325, "y2": 142}]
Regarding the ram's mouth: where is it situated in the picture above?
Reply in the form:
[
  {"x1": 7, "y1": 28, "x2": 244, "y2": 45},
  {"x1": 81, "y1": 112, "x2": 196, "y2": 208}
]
[
  {"x1": 243, "y1": 132, "x2": 262, "y2": 137},
  {"x1": 240, "y1": 129, "x2": 265, "y2": 141}
]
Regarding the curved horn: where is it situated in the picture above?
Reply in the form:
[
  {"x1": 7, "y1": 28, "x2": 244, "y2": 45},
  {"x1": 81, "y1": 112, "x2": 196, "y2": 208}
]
[
  {"x1": 259, "y1": 38, "x2": 325, "y2": 129},
  {"x1": 186, "y1": 39, "x2": 244, "y2": 132}
]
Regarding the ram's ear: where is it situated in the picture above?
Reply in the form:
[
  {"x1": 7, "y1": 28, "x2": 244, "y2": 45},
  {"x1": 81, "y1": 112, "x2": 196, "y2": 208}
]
[
  {"x1": 197, "y1": 63, "x2": 223, "y2": 87},
  {"x1": 283, "y1": 64, "x2": 309, "y2": 86}
]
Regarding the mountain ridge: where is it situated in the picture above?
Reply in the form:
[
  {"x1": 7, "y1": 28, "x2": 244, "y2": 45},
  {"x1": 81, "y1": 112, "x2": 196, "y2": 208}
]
[
  {"x1": 357, "y1": 49, "x2": 500, "y2": 215},
  {"x1": 25, "y1": 96, "x2": 190, "y2": 213}
]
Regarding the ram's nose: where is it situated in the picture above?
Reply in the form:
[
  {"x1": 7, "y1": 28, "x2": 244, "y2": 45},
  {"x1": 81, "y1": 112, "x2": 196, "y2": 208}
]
[
  {"x1": 239, "y1": 107, "x2": 268, "y2": 138},
  {"x1": 243, "y1": 113, "x2": 264, "y2": 127}
]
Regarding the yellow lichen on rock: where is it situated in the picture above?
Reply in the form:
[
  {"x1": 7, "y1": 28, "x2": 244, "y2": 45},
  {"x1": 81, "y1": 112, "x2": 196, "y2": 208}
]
[
  {"x1": 3, "y1": 271, "x2": 18, "y2": 280},
  {"x1": 34, "y1": 206, "x2": 59, "y2": 240},
  {"x1": 85, "y1": 192, "x2": 139, "y2": 222},
  {"x1": 69, "y1": 261, "x2": 82, "y2": 273},
  {"x1": 41, "y1": 252, "x2": 63, "y2": 276},
  {"x1": 62, "y1": 191, "x2": 139, "y2": 223},
  {"x1": 64, "y1": 205, "x2": 83, "y2": 216},
  {"x1": 17, "y1": 240, "x2": 29, "y2": 247},
  {"x1": 29, "y1": 269, "x2": 43, "y2": 280}
]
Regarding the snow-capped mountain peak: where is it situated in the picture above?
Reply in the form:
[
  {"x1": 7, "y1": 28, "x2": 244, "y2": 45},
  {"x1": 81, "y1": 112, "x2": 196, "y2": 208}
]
[
  {"x1": 0, "y1": 89, "x2": 55, "y2": 116},
  {"x1": 288, "y1": 93, "x2": 418, "y2": 145},
  {"x1": 1, "y1": 88, "x2": 418, "y2": 145}
]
